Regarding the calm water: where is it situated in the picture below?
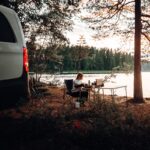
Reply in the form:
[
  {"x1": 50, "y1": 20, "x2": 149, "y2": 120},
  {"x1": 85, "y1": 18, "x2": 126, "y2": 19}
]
[{"x1": 40, "y1": 72, "x2": 150, "y2": 98}]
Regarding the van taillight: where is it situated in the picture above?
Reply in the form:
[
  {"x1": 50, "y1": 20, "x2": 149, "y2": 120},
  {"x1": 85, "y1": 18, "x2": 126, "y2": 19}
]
[{"x1": 23, "y1": 47, "x2": 29, "y2": 72}]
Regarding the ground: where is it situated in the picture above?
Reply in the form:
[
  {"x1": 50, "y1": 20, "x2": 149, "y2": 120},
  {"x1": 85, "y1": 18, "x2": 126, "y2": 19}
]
[{"x1": 0, "y1": 84, "x2": 150, "y2": 150}]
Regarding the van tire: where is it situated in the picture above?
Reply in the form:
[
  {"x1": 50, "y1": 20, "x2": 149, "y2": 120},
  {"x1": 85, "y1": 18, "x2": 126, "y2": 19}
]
[{"x1": 19, "y1": 72, "x2": 31, "y2": 101}]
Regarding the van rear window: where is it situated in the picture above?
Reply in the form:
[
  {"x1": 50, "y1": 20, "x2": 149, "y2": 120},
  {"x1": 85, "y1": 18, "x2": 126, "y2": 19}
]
[{"x1": 0, "y1": 12, "x2": 16, "y2": 43}]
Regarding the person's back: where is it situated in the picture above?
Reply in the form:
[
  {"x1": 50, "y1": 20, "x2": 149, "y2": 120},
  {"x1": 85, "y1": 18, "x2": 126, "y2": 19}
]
[
  {"x1": 74, "y1": 73, "x2": 85, "y2": 89},
  {"x1": 73, "y1": 73, "x2": 88, "y2": 104}
]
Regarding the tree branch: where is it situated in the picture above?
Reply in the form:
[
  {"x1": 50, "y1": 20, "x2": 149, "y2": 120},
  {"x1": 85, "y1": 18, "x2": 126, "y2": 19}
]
[
  {"x1": 141, "y1": 32, "x2": 150, "y2": 42},
  {"x1": 141, "y1": 13, "x2": 150, "y2": 18}
]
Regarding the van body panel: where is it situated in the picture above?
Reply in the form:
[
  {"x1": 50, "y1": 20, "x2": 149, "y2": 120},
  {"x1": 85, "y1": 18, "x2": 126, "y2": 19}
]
[
  {"x1": 0, "y1": 5, "x2": 30, "y2": 99},
  {"x1": 0, "y1": 6, "x2": 24, "y2": 81},
  {"x1": 0, "y1": 43, "x2": 23, "y2": 80}
]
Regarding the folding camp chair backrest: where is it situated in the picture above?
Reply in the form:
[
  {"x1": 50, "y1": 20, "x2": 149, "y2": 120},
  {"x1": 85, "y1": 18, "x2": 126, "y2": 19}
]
[{"x1": 64, "y1": 79, "x2": 74, "y2": 93}]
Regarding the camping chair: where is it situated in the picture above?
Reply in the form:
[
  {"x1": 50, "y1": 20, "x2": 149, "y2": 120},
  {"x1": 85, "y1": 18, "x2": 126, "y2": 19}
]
[
  {"x1": 63, "y1": 79, "x2": 78, "y2": 101},
  {"x1": 63, "y1": 79, "x2": 88, "y2": 103}
]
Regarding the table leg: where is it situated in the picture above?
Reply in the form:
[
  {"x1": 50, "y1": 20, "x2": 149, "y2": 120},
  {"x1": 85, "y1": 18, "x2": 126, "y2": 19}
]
[
  {"x1": 96, "y1": 87, "x2": 101, "y2": 100},
  {"x1": 102, "y1": 89, "x2": 104, "y2": 100},
  {"x1": 111, "y1": 89, "x2": 115, "y2": 102},
  {"x1": 125, "y1": 86, "x2": 127, "y2": 100},
  {"x1": 88, "y1": 89, "x2": 91, "y2": 100},
  {"x1": 124, "y1": 86, "x2": 128, "y2": 106}
]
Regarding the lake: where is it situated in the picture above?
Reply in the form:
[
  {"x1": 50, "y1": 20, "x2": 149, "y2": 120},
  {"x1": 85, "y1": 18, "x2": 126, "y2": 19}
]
[{"x1": 40, "y1": 72, "x2": 150, "y2": 98}]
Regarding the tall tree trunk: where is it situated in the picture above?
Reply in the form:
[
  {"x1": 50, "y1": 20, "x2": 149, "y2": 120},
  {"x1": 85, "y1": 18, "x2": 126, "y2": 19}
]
[{"x1": 134, "y1": 0, "x2": 144, "y2": 102}]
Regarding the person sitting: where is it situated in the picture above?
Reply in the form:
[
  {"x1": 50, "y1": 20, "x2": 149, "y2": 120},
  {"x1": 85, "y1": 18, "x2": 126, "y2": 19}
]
[
  {"x1": 72, "y1": 73, "x2": 88, "y2": 104},
  {"x1": 74, "y1": 73, "x2": 85, "y2": 88}
]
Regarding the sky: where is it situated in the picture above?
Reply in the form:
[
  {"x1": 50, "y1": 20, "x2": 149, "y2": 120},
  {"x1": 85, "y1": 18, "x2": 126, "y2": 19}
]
[
  {"x1": 64, "y1": 0, "x2": 150, "y2": 56},
  {"x1": 65, "y1": 1, "x2": 134, "y2": 51},
  {"x1": 66, "y1": 13, "x2": 123, "y2": 49},
  {"x1": 66, "y1": 24, "x2": 122, "y2": 49}
]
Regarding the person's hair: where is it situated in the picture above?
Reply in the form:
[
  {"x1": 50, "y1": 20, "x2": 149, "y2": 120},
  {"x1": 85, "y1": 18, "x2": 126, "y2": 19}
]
[{"x1": 76, "y1": 73, "x2": 83, "y2": 80}]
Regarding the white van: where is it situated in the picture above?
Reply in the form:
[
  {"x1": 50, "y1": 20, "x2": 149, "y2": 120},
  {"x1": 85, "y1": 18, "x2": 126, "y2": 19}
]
[{"x1": 0, "y1": 5, "x2": 30, "y2": 99}]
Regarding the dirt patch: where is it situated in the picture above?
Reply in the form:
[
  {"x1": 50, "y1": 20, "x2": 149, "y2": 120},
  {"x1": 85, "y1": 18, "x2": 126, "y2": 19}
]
[{"x1": 1, "y1": 85, "x2": 150, "y2": 120}]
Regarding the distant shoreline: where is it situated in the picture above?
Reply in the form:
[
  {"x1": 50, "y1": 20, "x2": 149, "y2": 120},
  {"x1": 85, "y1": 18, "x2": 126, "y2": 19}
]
[
  {"x1": 61, "y1": 71, "x2": 112, "y2": 74},
  {"x1": 30, "y1": 70, "x2": 143, "y2": 76},
  {"x1": 60, "y1": 70, "x2": 134, "y2": 74}
]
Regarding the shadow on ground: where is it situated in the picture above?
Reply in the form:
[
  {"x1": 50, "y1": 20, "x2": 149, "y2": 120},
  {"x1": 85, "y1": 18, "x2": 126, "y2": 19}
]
[
  {"x1": 0, "y1": 90, "x2": 26, "y2": 110},
  {"x1": 0, "y1": 86, "x2": 150, "y2": 150}
]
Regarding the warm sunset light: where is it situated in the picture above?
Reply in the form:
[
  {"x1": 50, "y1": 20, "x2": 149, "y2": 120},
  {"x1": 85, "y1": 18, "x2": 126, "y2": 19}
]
[
  {"x1": 1, "y1": 1, "x2": 150, "y2": 150},
  {"x1": 66, "y1": 22, "x2": 122, "y2": 49}
]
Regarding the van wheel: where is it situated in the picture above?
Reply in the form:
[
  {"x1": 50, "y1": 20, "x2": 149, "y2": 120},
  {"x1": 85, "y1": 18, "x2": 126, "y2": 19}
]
[
  {"x1": 19, "y1": 84, "x2": 30, "y2": 100},
  {"x1": 19, "y1": 72, "x2": 31, "y2": 101}
]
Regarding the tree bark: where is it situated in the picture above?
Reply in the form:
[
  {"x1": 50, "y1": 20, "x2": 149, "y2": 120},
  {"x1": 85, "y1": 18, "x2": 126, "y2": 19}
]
[{"x1": 134, "y1": 0, "x2": 144, "y2": 102}]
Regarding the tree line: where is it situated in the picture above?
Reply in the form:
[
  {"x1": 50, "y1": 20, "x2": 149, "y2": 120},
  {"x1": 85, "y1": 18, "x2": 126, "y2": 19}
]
[{"x1": 29, "y1": 46, "x2": 134, "y2": 73}]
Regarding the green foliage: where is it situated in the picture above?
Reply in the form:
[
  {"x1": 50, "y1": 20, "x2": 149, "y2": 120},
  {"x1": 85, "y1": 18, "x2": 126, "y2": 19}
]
[
  {"x1": 3, "y1": 0, "x2": 81, "y2": 78},
  {"x1": 29, "y1": 45, "x2": 64, "y2": 80},
  {"x1": 1, "y1": 1, "x2": 133, "y2": 75},
  {"x1": 59, "y1": 46, "x2": 134, "y2": 72},
  {"x1": 29, "y1": 46, "x2": 133, "y2": 73},
  {"x1": 0, "y1": 0, "x2": 78, "y2": 76},
  {"x1": 28, "y1": 44, "x2": 134, "y2": 75},
  {"x1": 1, "y1": 0, "x2": 75, "y2": 47}
]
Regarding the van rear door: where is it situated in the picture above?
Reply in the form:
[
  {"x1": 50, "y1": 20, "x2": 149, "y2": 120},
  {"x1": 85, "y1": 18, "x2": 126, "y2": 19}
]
[{"x1": 0, "y1": 9, "x2": 23, "y2": 80}]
